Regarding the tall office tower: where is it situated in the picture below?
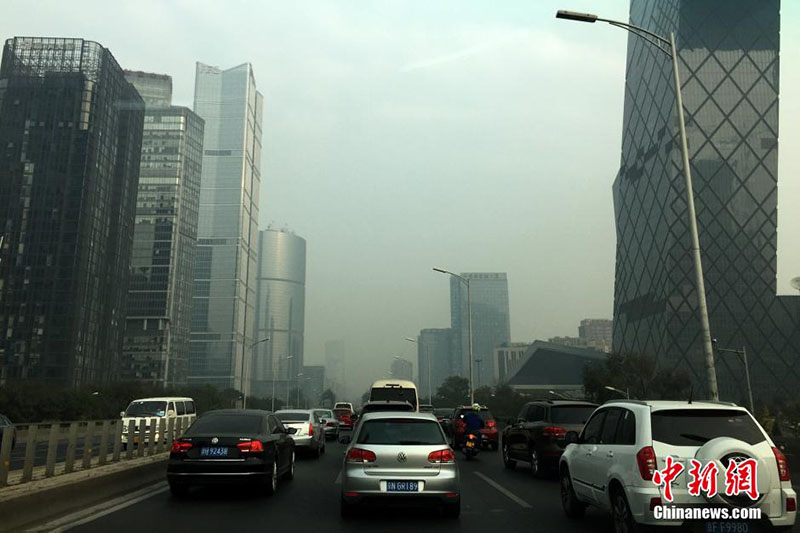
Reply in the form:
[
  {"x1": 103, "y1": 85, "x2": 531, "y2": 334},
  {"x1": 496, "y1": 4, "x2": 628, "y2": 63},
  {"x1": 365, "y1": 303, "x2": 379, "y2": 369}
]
[
  {"x1": 189, "y1": 63, "x2": 263, "y2": 395},
  {"x1": 578, "y1": 319, "x2": 613, "y2": 352},
  {"x1": 390, "y1": 357, "x2": 412, "y2": 381},
  {"x1": 417, "y1": 328, "x2": 453, "y2": 403},
  {"x1": 121, "y1": 71, "x2": 204, "y2": 387},
  {"x1": 324, "y1": 340, "x2": 346, "y2": 398},
  {"x1": 251, "y1": 228, "x2": 306, "y2": 398},
  {"x1": 450, "y1": 273, "x2": 511, "y2": 388},
  {"x1": 613, "y1": 0, "x2": 800, "y2": 399},
  {"x1": 0, "y1": 38, "x2": 143, "y2": 386},
  {"x1": 302, "y1": 365, "x2": 325, "y2": 407}
]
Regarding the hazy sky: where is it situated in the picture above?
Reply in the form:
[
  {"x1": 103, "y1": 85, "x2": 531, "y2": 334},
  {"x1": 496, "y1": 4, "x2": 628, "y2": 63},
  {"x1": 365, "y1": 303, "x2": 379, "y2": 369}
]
[{"x1": 4, "y1": 1, "x2": 800, "y2": 398}]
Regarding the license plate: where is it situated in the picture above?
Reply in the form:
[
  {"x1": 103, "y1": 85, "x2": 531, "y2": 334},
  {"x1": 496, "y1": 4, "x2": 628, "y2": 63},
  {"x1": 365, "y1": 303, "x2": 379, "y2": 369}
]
[
  {"x1": 386, "y1": 481, "x2": 419, "y2": 492},
  {"x1": 466, "y1": 441, "x2": 475, "y2": 448},
  {"x1": 200, "y1": 446, "x2": 228, "y2": 457},
  {"x1": 705, "y1": 522, "x2": 749, "y2": 533}
]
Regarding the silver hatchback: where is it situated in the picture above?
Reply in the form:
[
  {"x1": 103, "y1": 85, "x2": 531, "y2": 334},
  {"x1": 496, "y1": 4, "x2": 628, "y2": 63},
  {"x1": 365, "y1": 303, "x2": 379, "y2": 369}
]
[{"x1": 340, "y1": 412, "x2": 460, "y2": 519}]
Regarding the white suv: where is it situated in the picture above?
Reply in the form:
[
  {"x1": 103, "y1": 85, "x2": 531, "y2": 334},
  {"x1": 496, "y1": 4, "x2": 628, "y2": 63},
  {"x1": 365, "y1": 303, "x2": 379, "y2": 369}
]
[{"x1": 559, "y1": 400, "x2": 796, "y2": 531}]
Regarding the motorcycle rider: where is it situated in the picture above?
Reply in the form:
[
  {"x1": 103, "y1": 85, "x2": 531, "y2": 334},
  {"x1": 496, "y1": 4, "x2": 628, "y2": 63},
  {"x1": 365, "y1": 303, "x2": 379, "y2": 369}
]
[{"x1": 459, "y1": 403, "x2": 485, "y2": 448}]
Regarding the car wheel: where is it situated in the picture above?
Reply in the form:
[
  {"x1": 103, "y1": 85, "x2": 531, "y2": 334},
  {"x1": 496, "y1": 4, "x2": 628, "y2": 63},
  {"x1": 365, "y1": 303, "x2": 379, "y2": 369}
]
[
  {"x1": 263, "y1": 461, "x2": 278, "y2": 496},
  {"x1": 560, "y1": 468, "x2": 586, "y2": 519},
  {"x1": 442, "y1": 500, "x2": 460, "y2": 519},
  {"x1": 169, "y1": 482, "x2": 190, "y2": 498},
  {"x1": 502, "y1": 443, "x2": 516, "y2": 469},
  {"x1": 284, "y1": 451, "x2": 295, "y2": 480},
  {"x1": 611, "y1": 486, "x2": 639, "y2": 533},
  {"x1": 340, "y1": 497, "x2": 356, "y2": 520},
  {"x1": 529, "y1": 448, "x2": 541, "y2": 477}
]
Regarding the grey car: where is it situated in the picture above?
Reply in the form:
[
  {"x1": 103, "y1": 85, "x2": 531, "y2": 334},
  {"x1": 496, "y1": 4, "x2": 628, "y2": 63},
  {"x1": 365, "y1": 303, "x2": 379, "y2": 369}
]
[
  {"x1": 275, "y1": 410, "x2": 325, "y2": 458},
  {"x1": 340, "y1": 412, "x2": 460, "y2": 519},
  {"x1": 313, "y1": 409, "x2": 340, "y2": 440}
]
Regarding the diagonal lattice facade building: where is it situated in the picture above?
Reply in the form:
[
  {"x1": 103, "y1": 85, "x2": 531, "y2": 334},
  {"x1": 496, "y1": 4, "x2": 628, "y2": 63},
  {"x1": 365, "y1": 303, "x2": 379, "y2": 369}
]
[{"x1": 612, "y1": 0, "x2": 800, "y2": 402}]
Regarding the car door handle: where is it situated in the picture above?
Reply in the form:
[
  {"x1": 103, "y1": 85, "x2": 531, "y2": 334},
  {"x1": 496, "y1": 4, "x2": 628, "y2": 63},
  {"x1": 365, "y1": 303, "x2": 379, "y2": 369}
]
[{"x1": 606, "y1": 451, "x2": 614, "y2": 458}]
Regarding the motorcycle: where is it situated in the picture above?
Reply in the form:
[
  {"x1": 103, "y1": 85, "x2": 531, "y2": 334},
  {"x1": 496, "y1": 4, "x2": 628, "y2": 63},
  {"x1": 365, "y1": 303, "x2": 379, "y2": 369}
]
[{"x1": 461, "y1": 431, "x2": 481, "y2": 460}]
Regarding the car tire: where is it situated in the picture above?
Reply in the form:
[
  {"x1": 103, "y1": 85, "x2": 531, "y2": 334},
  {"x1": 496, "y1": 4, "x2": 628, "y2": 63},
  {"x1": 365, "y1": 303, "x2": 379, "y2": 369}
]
[
  {"x1": 611, "y1": 486, "x2": 640, "y2": 533},
  {"x1": 529, "y1": 447, "x2": 541, "y2": 478},
  {"x1": 263, "y1": 461, "x2": 278, "y2": 496},
  {"x1": 340, "y1": 497, "x2": 356, "y2": 520},
  {"x1": 284, "y1": 451, "x2": 295, "y2": 480},
  {"x1": 169, "y1": 482, "x2": 190, "y2": 498},
  {"x1": 442, "y1": 500, "x2": 460, "y2": 519},
  {"x1": 502, "y1": 443, "x2": 516, "y2": 469},
  {"x1": 560, "y1": 468, "x2": 586, "y2": 519}
]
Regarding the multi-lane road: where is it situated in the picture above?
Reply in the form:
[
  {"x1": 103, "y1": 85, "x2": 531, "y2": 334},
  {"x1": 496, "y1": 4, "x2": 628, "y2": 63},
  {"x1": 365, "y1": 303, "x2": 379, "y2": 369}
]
[{"x1": 31, "y1": 440, "x2": 613, "y2": 532}]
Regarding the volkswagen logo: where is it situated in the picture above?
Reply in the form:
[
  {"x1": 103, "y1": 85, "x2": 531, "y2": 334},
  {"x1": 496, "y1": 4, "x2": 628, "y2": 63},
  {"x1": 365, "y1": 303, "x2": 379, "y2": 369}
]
[
  {"x1": 211, "y1": 437, "x2": 219, "y2": 444},
  {"x1": 397, "y1": 452, "x2": 407, "y2": 463}
]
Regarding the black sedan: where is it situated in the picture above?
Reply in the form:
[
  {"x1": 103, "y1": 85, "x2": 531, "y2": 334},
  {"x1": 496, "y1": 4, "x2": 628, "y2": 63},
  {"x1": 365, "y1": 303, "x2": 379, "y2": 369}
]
[{"x1": 166, "y1": 409, "x2": 296, "y2": 497}]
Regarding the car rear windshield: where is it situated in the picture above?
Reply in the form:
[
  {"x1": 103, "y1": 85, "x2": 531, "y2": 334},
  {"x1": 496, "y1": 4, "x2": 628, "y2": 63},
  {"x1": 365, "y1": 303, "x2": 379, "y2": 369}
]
[
  {"x1": 277, "y1": 412, "x2": 310, "y2": 423},
  {"x1": 370, "y1": 387, "x2": 417, "y2": 405},
  {"x1": 363, "y1": 403, "x2": 413, "y2": 413},
  {"x1": 187, "y1": 415, "x2": 263, "y2": 435},
  {"x1": 314, "y1": 410, "x2": 332, "y2": 418},
  {"x1": 356, "y1": 419, "x2": 446, "y2": 445},
  {"x1": 551, "y1": 406, "x2": 597, "y2": 424},
  {"x1": 124, "y1": 401, "x2": 167, "y2": 417},
  {"x1": 650, "y1": 409, "x2": 766, "y2": 446}
]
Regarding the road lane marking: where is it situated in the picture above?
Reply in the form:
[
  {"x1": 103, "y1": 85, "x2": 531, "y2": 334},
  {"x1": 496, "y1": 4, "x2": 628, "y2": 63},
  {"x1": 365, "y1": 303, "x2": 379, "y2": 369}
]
[
  {"x1": 473, "y1": 472, "x2": 532, "y2": 509},
  {"x1": 334, "y1": 470, "x2": 342, "y2": 484},
  {"x1": 29, "y1": 482, "x2": 168, "y2": 532}
]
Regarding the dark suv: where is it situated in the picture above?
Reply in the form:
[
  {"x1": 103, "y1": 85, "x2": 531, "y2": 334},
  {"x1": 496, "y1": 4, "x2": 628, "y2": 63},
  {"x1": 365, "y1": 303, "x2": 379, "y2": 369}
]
[{"x1": 502, "y1": 400, "x2": 597, "y2": 476}]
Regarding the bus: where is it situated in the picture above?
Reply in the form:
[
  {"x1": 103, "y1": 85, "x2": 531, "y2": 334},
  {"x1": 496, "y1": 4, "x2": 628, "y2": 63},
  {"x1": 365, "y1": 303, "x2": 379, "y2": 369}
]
[{"x1": 368, "y1": 380, "x2": 419, "y2": 411}]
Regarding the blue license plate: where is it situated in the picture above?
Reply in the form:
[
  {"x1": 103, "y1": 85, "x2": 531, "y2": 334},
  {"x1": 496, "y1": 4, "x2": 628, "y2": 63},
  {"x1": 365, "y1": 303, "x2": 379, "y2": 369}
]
[
  {"x1": 200, "y1": 446, "x2": 228, "y2": 457},
  {"x1": 386, "y1": 481, "x2": 419, "y2": 492},
  {"x1": 705, "y1": 522, "x2": 749, "y2": 533}
]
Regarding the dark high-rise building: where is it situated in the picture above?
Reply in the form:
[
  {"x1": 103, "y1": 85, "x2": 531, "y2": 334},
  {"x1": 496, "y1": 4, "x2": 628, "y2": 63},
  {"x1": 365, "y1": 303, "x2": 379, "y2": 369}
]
[
  {"x1": 417, "y1": 328, "x2": 452, "y2": 402},
  {"x1": 613, "y1": 0, "x2": 800, "y2": 400},
  {"x1": 121, "y1": 71, "x2": 204, "y2": 387},
  {"x1": 189, "y1": 63, "x2": 263, "y2": 395},
  {"x1": 390, "y1": 357, "x2": 412, "y2": 381},
  {"x1": 0, "y1": 37, "x2": 144, "y2": 385},
  {"x1": 251, "y1": 228, "x2": 306, "y2": 398},
  {"x1": 450, "y1": 273, "x2": 511, "y2": 388}
]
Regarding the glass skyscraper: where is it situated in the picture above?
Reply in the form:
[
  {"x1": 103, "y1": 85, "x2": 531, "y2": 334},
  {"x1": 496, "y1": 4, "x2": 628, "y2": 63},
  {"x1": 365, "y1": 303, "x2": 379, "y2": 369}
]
[
  {"x1": 121, "y1": 71, "x2": 204, "y2": 387},
  {"x1": 417, "y1": 328, "x2": 452, "y2": 402},
  {"x1": 0, "y1": 37, "x2": 143, "y2": 385},
  {"x1": 190, "y1": 63, "x2": 263, "y2": 394},
  {"x1": 613, "y1": 0, "x2": 800, "y2": 401},
  {"x1": 251, "y1": 228, "x2": 306, "y2": 398},
  {"x1": 450, "y1": 273, "x2": 511, "y2": 388}
]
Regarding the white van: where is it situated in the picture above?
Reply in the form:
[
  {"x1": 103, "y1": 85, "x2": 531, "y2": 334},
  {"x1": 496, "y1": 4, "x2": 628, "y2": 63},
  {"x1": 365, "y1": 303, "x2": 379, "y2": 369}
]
[
  {"x1": 120, "y1": 396, "x2": 195, "y2": 446},
  {"x1": 368, "y1": 380, "x2": 419, "y2": 411}
]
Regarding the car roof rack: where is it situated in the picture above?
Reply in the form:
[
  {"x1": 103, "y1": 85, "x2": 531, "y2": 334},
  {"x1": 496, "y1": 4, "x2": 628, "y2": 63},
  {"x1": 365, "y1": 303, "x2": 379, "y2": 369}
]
[{"x1": 603, "y1": 399, "x2": 647, "y2": 406}]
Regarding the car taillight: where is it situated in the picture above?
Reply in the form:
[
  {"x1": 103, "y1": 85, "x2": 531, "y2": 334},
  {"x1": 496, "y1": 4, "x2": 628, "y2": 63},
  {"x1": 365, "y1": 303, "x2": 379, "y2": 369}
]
[
  {"x1": 637, "y1": 446, "x2": 657, "y2": 481},
  {"x1": 346, "y1": 448, "x2": 376, "y2": 463},
  {"x1": 787, "y1": 497, "x2": 797, "y2": 512},
  {"x1": 237, "y1": 440, "x2": 264, "y2": 453},
  {"x1": 486, "y1": 419, "x2": 496, "y2": 428},
  {"x1": 326, "y1": 421, "x2": 335, "y2": 427},
  {"x1": 428, "y1": 449, "x2": 456, "y2": 463},
  {"x1": 170, "y1": 440, "x2": 192, "y2": 453},
  {"x1": 773, "y1": 446, "x2": 791, "y2": 482},
  {"x1": 542, "y1": 426, "x2": 566, "y2": 437},
  {"x1": 308, "y1": 424, "x2": 314, "y2": 436}
]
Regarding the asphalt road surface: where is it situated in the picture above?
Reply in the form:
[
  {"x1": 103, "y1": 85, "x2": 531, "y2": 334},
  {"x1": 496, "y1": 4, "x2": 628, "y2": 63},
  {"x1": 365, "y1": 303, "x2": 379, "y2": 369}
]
[{"x1": 40, "y1": 440, "x2": 615, "y2": 533}]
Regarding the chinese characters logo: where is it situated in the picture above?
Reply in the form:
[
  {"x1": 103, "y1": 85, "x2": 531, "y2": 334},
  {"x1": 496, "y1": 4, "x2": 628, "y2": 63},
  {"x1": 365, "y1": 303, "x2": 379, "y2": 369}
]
[{"x1": 652, "y1": 456, "x2": 759, "y2": 502}]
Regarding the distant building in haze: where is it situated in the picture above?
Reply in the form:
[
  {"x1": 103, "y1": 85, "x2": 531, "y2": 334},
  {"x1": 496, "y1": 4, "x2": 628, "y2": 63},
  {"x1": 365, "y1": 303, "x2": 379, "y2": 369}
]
[
  {"x1": 121, "y1": 71, "x2": 204, "y2": 387},
  {"x1": 325, "y1": 340, "x2": 346, "y2": 398},
  {"x1": 417, "y1": 328, "x2": 452, "y2": 403},
  {"x1": 251, "y1": 228, "x2": 306, "y2": 398},
  {"x1": 493, "y1": 342, "x2": 534, "y2": 384},
  {"x1": 302, "y1": 365, "x2": 325, "y2": 407},
  {"x1": 504, "y1": 341, "x2": 608, "y2": 396},
  {"x1": 579, "y1": 319, "x2": 612, "y2": 352},
  {"x1": 450, "y1": 273, "x2": 510, "y2": 388},
  {"x1": 0, "y1": 37, "x2": 143, "y2": 386},
  {"x1": 189, "y1": 62, "x2": 263, "y2": 397},
  {"x1": 390, "y1": 357, "x2": 412, "y2": 381}
]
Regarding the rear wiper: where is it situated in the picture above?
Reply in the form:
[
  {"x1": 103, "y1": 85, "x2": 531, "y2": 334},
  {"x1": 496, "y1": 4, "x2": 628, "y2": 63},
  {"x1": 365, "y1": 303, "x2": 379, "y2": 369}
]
[{"x1": 679, "y1": 433, "x2": 710, "y2": 443}]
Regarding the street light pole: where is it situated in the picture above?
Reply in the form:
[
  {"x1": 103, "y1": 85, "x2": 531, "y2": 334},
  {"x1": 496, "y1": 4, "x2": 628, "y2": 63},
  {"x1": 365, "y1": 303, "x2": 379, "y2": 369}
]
[
  {"x1": 406, "y1": 337, "x2": 432, "y2": 405},
  {"x1": 434, "y1": 268, "x2": 474, "y2": 404},
  {"x1": 244, "y1": 337, "x2": 270, "y2": 409},
  {"x1": 605, "y1": 385, "x2": 629, "y2": 399},
  {"x1": 556, "y1": 10, "x2": 719, "y2": 400},
  {"x1": 713, "y1": 342, "x2": 754, "y2": 413},
  {"x1": 296, "y1": 372, "x2": 304, "y2": 409}
]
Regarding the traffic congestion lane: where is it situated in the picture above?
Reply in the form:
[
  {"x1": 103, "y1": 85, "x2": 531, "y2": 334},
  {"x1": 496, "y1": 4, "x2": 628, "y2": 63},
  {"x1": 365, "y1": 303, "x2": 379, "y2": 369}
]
[{"x1": 60, "y1": 442, "x2": 607, "y2": 533}]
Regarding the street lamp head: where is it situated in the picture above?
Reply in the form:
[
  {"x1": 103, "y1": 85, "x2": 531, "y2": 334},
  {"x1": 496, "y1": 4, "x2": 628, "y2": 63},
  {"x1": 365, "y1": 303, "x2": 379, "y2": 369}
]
[
  {"x1": 556, "y1": 10, "x2": 598, "y2": 23},
  {"x1": 405, "y1": 337, "x2": 417, "y2": 343},
  {"x1": 432, "y1": 267, "x2": 448, "y2": 274}
]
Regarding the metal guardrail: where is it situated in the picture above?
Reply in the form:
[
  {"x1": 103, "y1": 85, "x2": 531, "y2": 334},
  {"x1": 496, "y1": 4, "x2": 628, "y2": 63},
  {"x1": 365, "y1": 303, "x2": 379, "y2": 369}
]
[{"x1": 0, "y1": 415, "x2": 196, "y2": 487}]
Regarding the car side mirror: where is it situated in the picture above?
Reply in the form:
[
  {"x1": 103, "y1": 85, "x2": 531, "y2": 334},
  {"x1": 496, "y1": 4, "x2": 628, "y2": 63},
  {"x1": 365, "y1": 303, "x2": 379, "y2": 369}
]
[{"x1": 565, "y1": 431, "x2": 579, "y2": 445}]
